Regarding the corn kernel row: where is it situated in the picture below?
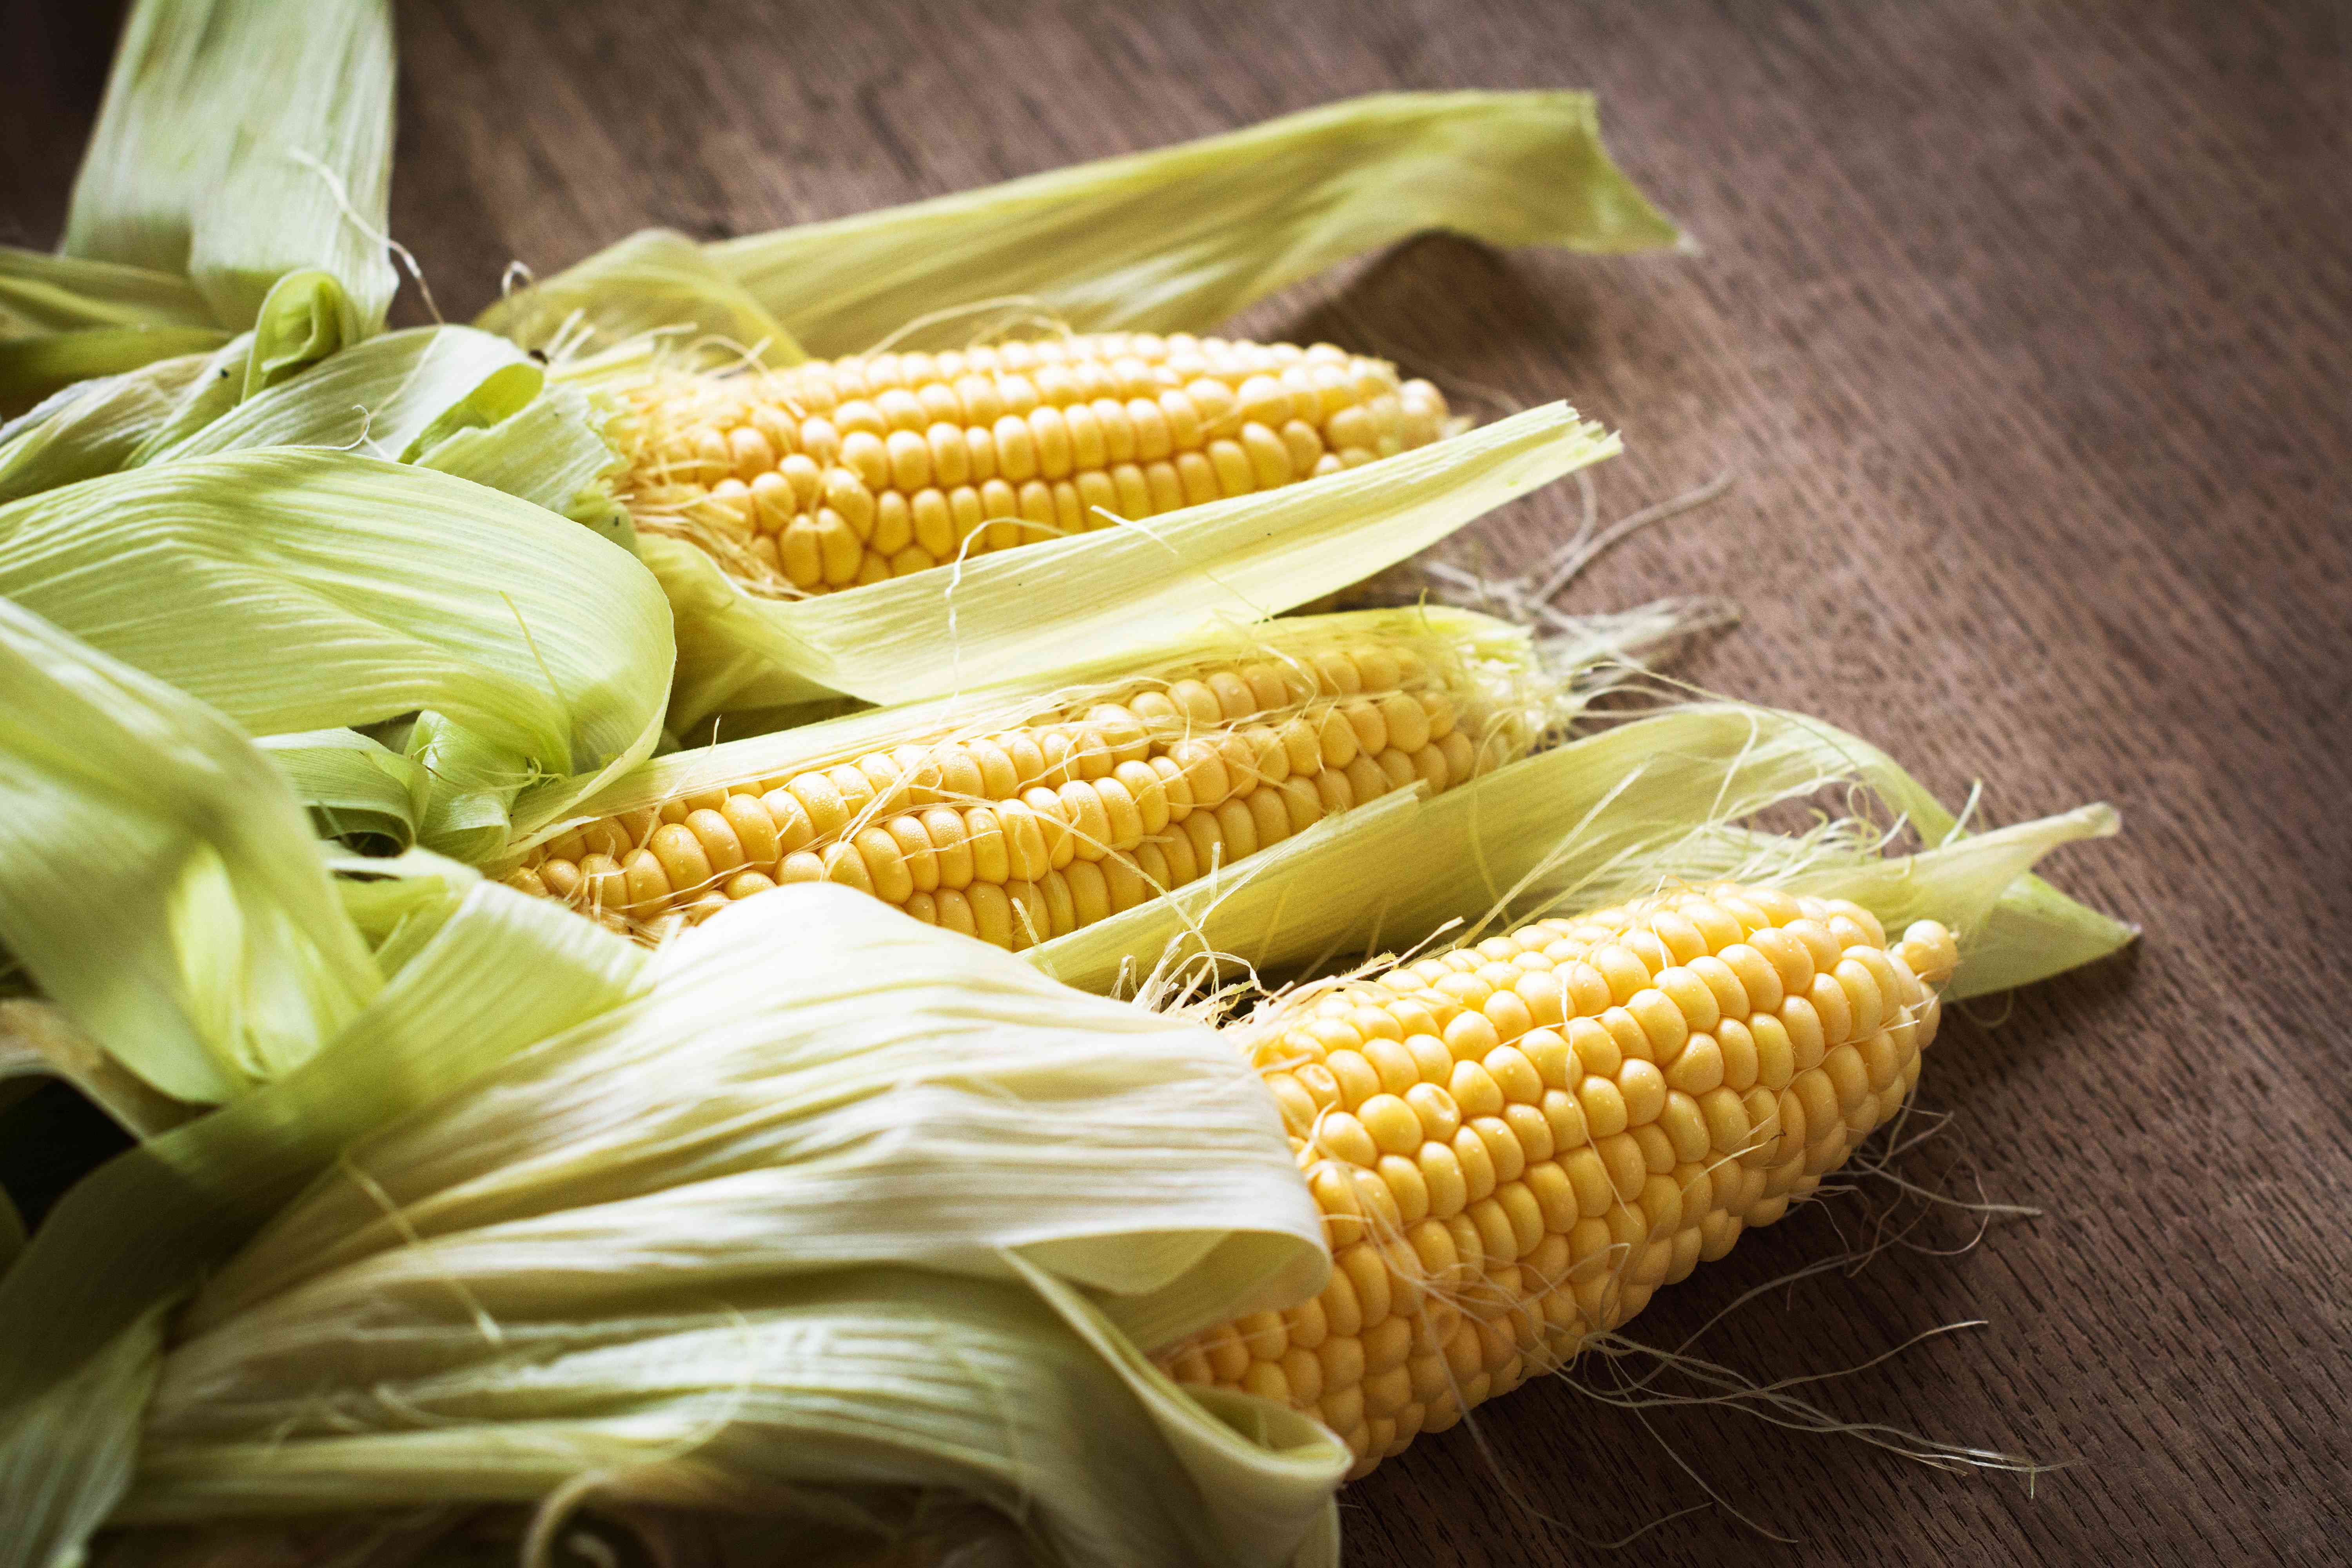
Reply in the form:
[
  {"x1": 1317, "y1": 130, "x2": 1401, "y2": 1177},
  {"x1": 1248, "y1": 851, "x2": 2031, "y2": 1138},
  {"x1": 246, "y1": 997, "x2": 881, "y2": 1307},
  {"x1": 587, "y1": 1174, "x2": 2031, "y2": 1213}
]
[
  {"x1": 508, "y1": 637, "x2": 1526, "y2": 946},
  {"x1": 618, "y1": 332, "x2": 1452, "y2": 594},
  {"x1": 1159, "y1": 882, "x2": 1961, "y2": 1478}
]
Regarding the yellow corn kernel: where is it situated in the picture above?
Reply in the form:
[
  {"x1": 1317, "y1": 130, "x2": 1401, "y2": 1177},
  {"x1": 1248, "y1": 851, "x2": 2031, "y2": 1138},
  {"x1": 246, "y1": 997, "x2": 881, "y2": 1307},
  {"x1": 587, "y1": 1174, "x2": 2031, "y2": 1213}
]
[
  {"x1": 615, "y1": 332, "x2": 1452, "y2": 595},
  {"x1": 508, "y1": 621, "x2": 1518, "y2": 949},
  {"x1": 1158, "y1": 881, "x2": 1958, "y2": 1480}
]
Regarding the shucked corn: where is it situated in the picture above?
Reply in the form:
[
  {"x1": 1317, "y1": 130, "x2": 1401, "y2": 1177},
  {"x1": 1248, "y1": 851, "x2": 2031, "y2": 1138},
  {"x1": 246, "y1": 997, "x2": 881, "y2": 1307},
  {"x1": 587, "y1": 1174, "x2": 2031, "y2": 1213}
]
[
  {"x1": 1160, "y1": 881, "x2": 1963, "y2": 1478},
  {"x1": 617, "y1": 332, "x2": 1455, "y2": 593},
  {"x1": 508, "y1": 626, "x2": 1531, "y2": 944}
]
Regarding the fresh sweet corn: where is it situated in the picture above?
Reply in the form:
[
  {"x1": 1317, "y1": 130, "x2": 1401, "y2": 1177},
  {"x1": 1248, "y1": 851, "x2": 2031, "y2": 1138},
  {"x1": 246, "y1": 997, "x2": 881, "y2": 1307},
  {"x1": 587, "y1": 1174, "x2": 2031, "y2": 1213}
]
[
  {"x1": 616, "y1": 331, "x2": 1455, "y2": 593},
  {"x1": 507, "y1": 624, "x2": 1531, "y2": 945},
  {"x1": 1159, "y1": 881, "x2": 1962, "y2": 1479}
]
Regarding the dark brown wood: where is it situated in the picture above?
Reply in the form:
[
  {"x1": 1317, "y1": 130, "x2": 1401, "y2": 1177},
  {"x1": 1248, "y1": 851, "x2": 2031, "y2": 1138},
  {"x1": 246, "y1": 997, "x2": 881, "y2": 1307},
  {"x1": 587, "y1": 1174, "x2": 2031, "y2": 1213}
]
[{"x1": 8, "y1": 0, "x2": 2348, "y2": 1562}]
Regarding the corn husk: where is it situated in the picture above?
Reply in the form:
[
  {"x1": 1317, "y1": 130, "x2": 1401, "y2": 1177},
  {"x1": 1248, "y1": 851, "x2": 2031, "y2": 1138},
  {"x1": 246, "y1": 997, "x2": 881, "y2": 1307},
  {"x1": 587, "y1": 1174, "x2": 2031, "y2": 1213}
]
[
  {"x1": 0, "y1": 603, "x2": 379, "y2": 1106},
  {"x1": 256, "y1": 730, "x2": 428, "y2": 851},
  {"x1": 137, "y1": 324, "x2": 539, "y2": 466},
  {"x1": 0, "y1": 235, "x2": 231, "y2": 412},
  {"x1": 3, "y1": 1299, "x2": 174, "y2": 1568},
  {"x1": 481, "y1": 229, "x2": 800, "y2": 368},
  {"x1": 0, "y1": 250, "x2": 214, "y2": 337},
  {"x1": 417, "y1": 381, "x2": 634, "y2": 548},
  {"x1": 265, "y1": 715, "x2": 638, "y2": 865},
  {"x1": 1, "y1": 0, "x2": 397, "y2": 407},
  {"x1": 0, "y1": 448, "x2": 672, "y2": 851},
  {"x1": 1033, "y1": 704, "x2": 2133, "y2": 1001},
  {"x1": 652, "y1": 401, "x2": 1618, "y2": 725},
  {"x1": 0, "y1": 344, "x2": 238, "y2": 504},
  {"x1": 131, "y1": 318, "x2": 631, "y2": 545},
  {"x1": 0, "y1": 275, "x2": 375, "y2": 413},
  {"x1": 0, "y1": 999, "x2": 205, "y2": 1142},
  {"x1": 97, "y1": 888, "x2": 1337, "y2": 1567},
  {"x1": 0, "y1": 327, "x2": 235, "y2": 409},
  {"x1": 0, "y1": 325, "x2": 623, "y2": 539},
  {"x1": 0, "y1": 870, "x2": 644, "y2": 1568},
  {"x1": 0, "y1": 874, "x2": 1343, "y2": 1568},
  {"x1": 483, "y1": 92, "x2": 1678, "y2": 361},
  {"x1": 56, "y1": 0, "x2": 397, "y2": 340}
]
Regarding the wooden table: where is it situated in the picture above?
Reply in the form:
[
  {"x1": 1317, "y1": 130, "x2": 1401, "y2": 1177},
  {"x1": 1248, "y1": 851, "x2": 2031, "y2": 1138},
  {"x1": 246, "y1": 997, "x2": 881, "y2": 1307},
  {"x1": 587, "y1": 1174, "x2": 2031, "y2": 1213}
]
[{"x1": 7, "y1": 2, "x2": 2346, "y2": 1563}]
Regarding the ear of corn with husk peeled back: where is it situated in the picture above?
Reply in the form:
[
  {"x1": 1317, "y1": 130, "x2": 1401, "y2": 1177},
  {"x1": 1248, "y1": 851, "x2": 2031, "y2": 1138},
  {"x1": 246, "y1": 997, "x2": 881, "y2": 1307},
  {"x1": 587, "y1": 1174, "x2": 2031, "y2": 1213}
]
[
  {"x1": 501, "y1": 608, "x2": 1559, "y2": 949},
  {"x1": 614, "y1": 331, "x2": 1458, "y2": 594},
  {"x1": 477, "y1": 89, "x2": 1674, "y2": 720},
  {"x1": 1159, "y1": 883, "x2": 1962, "y2": 1477},
  {"x1": 0, "y1": 590, "x2": 2128, "y2": 1568}
]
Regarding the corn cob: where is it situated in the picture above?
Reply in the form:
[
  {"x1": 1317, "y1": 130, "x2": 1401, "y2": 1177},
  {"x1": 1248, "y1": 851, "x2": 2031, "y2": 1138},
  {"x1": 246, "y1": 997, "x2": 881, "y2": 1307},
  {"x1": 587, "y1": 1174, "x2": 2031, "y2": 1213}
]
[
  {"x1": 506, "y1": 622, "x2": 1533, "y2": 944},
  {"x1": 617, "y1": 332, "x2": 1455, "y2": 594},
  {"x1": 1159, "y1": 881, "x2": 1962, "y2": 1479}
]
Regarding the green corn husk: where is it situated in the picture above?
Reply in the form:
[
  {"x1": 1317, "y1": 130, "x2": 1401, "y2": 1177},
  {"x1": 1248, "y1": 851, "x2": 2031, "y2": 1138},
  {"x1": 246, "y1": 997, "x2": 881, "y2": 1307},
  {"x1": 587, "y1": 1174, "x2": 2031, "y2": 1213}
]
[
  {"x1": 124, "y1": 318, "x2": 633, "y2": 549},
  {"x1": 416, "y1": 380, "x2": 635, "y2": 549},
  {"x1": 651, "y1": 401, "x2": 1620, "y2": 726},
  {"x1": 0, "y1": 273, "x2": 377, "y2": 414},
  {"x1": 55, "y1": 0, "x2": 397, "y2": 341},
  {"x1": 0, "y1": 999, "x2": 206, "y2": 1145},
  {"x1": 7, "y1": 1299, "x2": 175, "y2": 1568},
  {"x1": 137, "y1": 324, "x2": 542, "y2": 466},
  {"x1": 0, "y1": 343, "x2": 241, "y2": 504},
  {"x1": 0, "y1": 612, "x2": 641, "y2": 1549},
  {"x1": 236, "y1": 270, "x2": 364, "y2": 398},
  {"x1": 0, "y1": 324, "x2": 623, "y2": 535},
  {"x1": 0, "y1": 250, "x2": 216, "y2": 338},
  {"x1": 2, "y1": 0, "x2": 397, "y2": 406},
  {"x1": 0, "y1": 877, "x2": 1342, "y2": 1568},
  {"x1": 0, "y1": 871, "x2": 645, "y2": 1568},
  {"x1": 255, "y1": 730, "x2": 429, "y2": 852},
  {"x1": 0, "y1": 448, "x2": 671, "y2": 854},
  {"x1": 0, "y1": 327, "x2": 235, "y2": 409},
  {"x1": 483, "y1": 92, "x2": 1679, "y2": 361},
  {"x1": 2, "y1": 1002, "x2": 183, "y2": 1150},
  {"x1": 1031, "y1": 703, "x2": 2134, "y2": 1000},
  {"x1": 0, "y1": 602, "x2": 379, "y2": 1107},
  {"x1": 481, "y1": 229, "x2": 801, "y2": 370},
  {"x1": 0, "y1": 247, "x2": 231, "y2": 410}
]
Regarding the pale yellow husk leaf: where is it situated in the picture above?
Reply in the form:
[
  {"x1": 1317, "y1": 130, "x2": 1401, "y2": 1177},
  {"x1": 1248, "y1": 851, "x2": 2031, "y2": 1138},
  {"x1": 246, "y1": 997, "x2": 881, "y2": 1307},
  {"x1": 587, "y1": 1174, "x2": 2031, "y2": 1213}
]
[
  {"x1": 0, "y1": 448, "x2": 673, "y2": 849},
  {"x1": 484, "y1": 91, "x2": 1679, "y2": 361},
  {"x1": 653, "y1": 401, "x2": 1617, "y2": 724},
  {"x1": 0, "y1": 602, "x2": 379, "y2": 1105},
  {"x1": 1031, "y1": 704, "x2": 2133, "y2": 1002},
  {"x1": 57, "y1": 0, "x2": 397, "y2": 337}
]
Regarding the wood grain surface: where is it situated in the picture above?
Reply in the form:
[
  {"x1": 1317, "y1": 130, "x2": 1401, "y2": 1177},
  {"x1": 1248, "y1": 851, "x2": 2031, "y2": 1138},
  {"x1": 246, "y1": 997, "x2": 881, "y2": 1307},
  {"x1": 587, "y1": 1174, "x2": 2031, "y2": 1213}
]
[{"x1": 7, "y1": 1, "x2": 2348, "y2": 1564}]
